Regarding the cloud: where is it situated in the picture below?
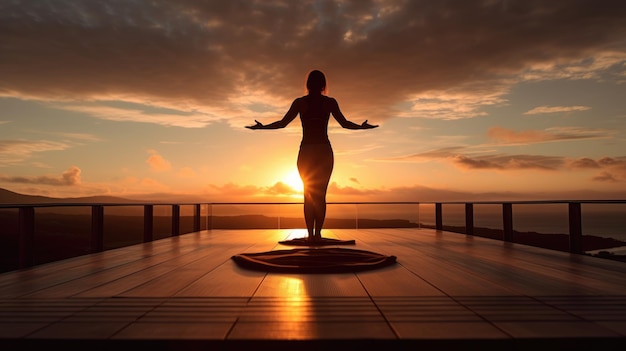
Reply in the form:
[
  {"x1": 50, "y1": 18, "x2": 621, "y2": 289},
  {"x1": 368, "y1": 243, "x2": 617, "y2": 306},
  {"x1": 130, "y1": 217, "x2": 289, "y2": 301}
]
[
  {"x1": 118, "y1": 176, "x2": 171, "y2": 194},
  {"x1": 189, "y1": 181, "x2": 301, "y2": 202},
  {"x1": 453, "y1": 154, "x2": 563, "y2": 170},
  {"x1": 452, "y1": 153, "x2": 626, "y2": 179},
  {"x1": 591, "y1": 156, "x2": 626, "y2": 182},
  {"x1": 265, "y1": 181, "x2": 300, "y2": 196},
  {"x1": 54, "y1": 104, "x2": 218, "y2": 128},
  {"x1": 0, "y1": 166, "x2": 81, "y2": 186},
  {"x1": 399, "y1": 87, "x2": 508, "y2": 120},
  {"x1": 387, "y1": 146, "x2": 466, "y2": 162},
  {"x1": 487, "y1": 126, "x2": 611, "y2": 145},
  {"x1": 0, "y1": 0, "x2": 624, "y2": 125},
  {"x1": 0, "y1": 139, "x2": 72, "y2": 165},
  {"x1": 524, "y1": 105, "x2": 591, "y2": 115},
  {"x1": 565, "y1": 155, "x2": 626, "y2": 183},
  {"x1": 146, "y1": 150, "x2": 171, "y2": 171},
  {"x1": 592, "y1": 172, "x2": 619, "y2": 182},
  {"x1": 328, "y1": 182, "x2": 382, "y2": 197},
  {"x1": 384, "y1": 146, "x2": 566, "y2": 170},
  {"x1": 384, "y1": 144, "x2": 626, "y2": 178},
  {"x1": 568, "y1": 157, "x2": 600, "y2": 169}
]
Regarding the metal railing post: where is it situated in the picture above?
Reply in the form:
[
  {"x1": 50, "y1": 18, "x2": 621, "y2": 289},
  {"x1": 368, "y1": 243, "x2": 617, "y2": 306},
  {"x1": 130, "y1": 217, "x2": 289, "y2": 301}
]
[
  {"x1": 417, "y1": 202, "x2": 421, "y2": 229},
  {"x1": 568, "y1": 202, "x2": 583, "y2": 254},
  {"x1": 465, "y1": 203, "x2": 474, "y2": 235},
  {"x1": 194, "y1": 204, "x2": 201, "y2": 232},
  {"x1": 502, "y1": 203, "x2": 513, "y2": 242},
  {"x1": 144, "y1": 205, "x2": 153, "y2": 242},
  {"x1": 18, "y1": 206, "x2": 35, "y2": 268},
  {"x1": 207, "y1": 204, "x2": 213, "y2": 230},
  {"x1": 172, "y1": 205, "x2": 180, "y2": 236},
  {"x1": 91, "y1": 205, "x2": 104, "y2": 252},
  {"x1": 435, "y1": 203, "x2": 443, "y2": 230}
]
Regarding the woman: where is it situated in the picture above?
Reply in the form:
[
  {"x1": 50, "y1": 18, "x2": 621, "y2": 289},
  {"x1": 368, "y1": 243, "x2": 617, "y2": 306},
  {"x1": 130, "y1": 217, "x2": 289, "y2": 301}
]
[{"x1": 247, "y1": 70, "x2": 378, "y2": 241}]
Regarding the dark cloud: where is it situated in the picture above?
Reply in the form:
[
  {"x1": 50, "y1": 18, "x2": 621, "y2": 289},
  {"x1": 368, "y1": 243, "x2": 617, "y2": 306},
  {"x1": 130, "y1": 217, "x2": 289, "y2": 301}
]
[
  {"x1": 0, "y1": 166, "x2": 81, "y2": 186},
  {"x1": 592, "y1": 172, "x2": 618, "y2": 182},
  {"x1": 592, "y1": 157, "x2": 626, "y2": 182},
  {"x1": 454, "y1": 154, "x2": 563, "y2": 170},
  {"x1": 1, "y1": 0, "x2": 625, "y2": 121},
  {"x1": 389, "y1": 146, "x2": 566, "y2": 170},
  {"x1": 453, "y1": 155, "x2": 503, "y2": 170},
  {"x1": 569, "y1": 157, "x2": 600, "y2": 169}
]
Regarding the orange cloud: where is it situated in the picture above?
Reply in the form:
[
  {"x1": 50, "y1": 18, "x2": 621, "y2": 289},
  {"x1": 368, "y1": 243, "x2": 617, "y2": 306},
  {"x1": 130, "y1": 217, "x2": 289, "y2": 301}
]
[
  {"x1": 146, "y1": 150, "x2": 171, "y2": 171},
  {"x1": 265, "y1": 181, "x2": 299, "y2": 196},
  {"x1": 487, "y1": 126, "x2": 610, "y2": 145},
  {"x1": 0, "y1": 139, "x2": 72, "y2": 166},
  {"x1": 524, "y1": 105, "x2": 591, "y2": 115}
]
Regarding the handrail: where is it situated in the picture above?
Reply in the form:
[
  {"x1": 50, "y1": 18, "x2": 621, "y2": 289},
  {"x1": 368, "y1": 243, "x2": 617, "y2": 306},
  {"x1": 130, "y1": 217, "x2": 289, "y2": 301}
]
[
  {"x1": 1, "y1": 200, "x2": 625, "y2": 270},
  {"x1": 2, "y1": 199, "x2": 625, "y2": 208}
]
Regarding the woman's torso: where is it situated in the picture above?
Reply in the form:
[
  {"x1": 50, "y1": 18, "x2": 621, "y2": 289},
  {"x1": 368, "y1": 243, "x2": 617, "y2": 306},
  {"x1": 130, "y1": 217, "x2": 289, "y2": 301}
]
[{"x1": 299, "y1": 95, "x2": 331, "y2": 145}]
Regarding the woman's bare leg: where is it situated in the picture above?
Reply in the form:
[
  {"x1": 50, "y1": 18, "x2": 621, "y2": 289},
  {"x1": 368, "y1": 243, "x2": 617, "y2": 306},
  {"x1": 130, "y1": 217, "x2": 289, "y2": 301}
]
[
  {"x1": 303, "y1": 191, "x2": 315, "y2": 238},
  {"x1": 298, "y1": 144, "x2": 333, "y2": 240},
  {"x1": 312, "y1": 188, "x2": 327, "y2": 238}
]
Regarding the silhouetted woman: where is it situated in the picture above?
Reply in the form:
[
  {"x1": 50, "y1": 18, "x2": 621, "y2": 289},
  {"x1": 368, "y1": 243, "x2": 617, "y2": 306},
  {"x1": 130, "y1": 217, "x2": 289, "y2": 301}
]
[{"x1": 247, "y1": 70, "x2": 377, "y2": 241}]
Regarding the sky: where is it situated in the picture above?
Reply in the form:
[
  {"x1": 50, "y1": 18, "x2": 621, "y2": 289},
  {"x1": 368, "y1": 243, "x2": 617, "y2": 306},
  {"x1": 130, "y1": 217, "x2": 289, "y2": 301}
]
[{"x1": 1, "y1": 0, "x2": 626, "y2": 203}]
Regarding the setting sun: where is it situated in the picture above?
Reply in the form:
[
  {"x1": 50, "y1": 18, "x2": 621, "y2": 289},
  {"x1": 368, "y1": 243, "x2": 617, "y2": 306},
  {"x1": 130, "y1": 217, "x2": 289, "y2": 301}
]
[{"x1": 283, "y1": 169, "x2": 304, "y2": 193}]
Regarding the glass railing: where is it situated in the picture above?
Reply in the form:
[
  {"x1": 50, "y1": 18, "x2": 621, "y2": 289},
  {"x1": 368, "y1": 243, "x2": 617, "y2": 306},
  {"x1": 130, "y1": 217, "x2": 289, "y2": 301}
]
[{"x1": 1, "y1": 200, "x2": 625, "y2": 272}]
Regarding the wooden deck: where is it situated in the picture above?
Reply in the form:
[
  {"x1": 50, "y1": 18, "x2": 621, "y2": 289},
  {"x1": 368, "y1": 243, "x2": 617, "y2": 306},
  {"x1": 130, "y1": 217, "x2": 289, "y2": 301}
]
[{"x1": 0, "y1": 228, "x2": 625, "y2": 350}]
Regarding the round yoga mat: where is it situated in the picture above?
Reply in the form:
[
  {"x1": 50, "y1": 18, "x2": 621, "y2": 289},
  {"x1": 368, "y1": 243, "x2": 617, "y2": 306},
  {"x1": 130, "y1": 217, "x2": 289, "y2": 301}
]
[
  {"x1": 279, "y1": 237, "x2": 356, "y2": 246},
  {"x1": 232, "y1": 247, "x2": 397, "y2": 273}
]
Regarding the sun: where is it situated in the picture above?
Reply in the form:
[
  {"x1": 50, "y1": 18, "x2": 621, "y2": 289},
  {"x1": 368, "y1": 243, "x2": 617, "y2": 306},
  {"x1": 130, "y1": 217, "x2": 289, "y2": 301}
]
[{"x1": 283, "y1": 169, "x2": 304, "y2": 193}]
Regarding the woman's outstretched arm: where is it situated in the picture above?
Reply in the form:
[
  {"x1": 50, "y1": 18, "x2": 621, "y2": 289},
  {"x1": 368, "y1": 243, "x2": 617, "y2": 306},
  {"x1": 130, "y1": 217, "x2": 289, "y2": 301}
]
[
  {"x1": 246, "y1": 98, "x2": 300, "y2": 129},
  {"x1": 330, "y1": 98, "x2": 378, "y2": 129}
]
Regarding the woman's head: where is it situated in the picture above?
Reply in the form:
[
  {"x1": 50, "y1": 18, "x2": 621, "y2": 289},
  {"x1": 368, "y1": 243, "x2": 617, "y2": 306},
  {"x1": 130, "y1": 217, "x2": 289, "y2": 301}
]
[{"x1": 306, "y1": 70, "x2": 327, "y2": 94}]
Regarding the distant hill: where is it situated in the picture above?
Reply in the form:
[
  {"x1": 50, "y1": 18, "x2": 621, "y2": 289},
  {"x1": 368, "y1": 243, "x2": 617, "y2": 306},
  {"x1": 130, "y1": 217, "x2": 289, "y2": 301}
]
[{"x1": 0, "y1": 188, "x2": 138, "y2": 205}]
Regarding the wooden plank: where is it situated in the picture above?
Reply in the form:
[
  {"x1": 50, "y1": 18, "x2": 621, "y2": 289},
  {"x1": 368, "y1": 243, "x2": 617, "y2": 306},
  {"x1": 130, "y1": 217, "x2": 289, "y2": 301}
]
[
  {"x1": 0, "y1": 231, "x2": 212, "y2": 295},
  {"x1": 228, "y1": 296, "x2": 395, "y2": 339},
  {"x1": 356, "y1": 228, "x2": 626, "y2": 296},
  {"x1": 356, "y1": 265, "x2": 444, "y2": 296},
  {"x1": 334, "y1": 228, "x2": 518, "y2": 296},
  {"x1": 255, "y1": 273, "x2": 368, "y2": 297},
  {"x1": 118, "y1": 230, "x2": 286, "y2": 298}
]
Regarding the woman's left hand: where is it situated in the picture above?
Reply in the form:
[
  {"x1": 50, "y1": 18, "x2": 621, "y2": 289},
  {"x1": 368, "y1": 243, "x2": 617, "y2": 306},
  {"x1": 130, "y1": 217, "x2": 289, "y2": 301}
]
[
  {"x1": 361, "y1": 120, "x2": 378, "y2": 129},
  {"x1": 246, "y1": 120, "x2": 264, "y2": 129}
]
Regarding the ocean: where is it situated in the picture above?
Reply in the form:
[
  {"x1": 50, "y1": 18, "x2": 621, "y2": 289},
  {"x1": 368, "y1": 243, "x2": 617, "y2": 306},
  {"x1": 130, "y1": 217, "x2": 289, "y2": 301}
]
[{"x1": 225, "y1": 202, "x2": 626, "y2": 242}]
